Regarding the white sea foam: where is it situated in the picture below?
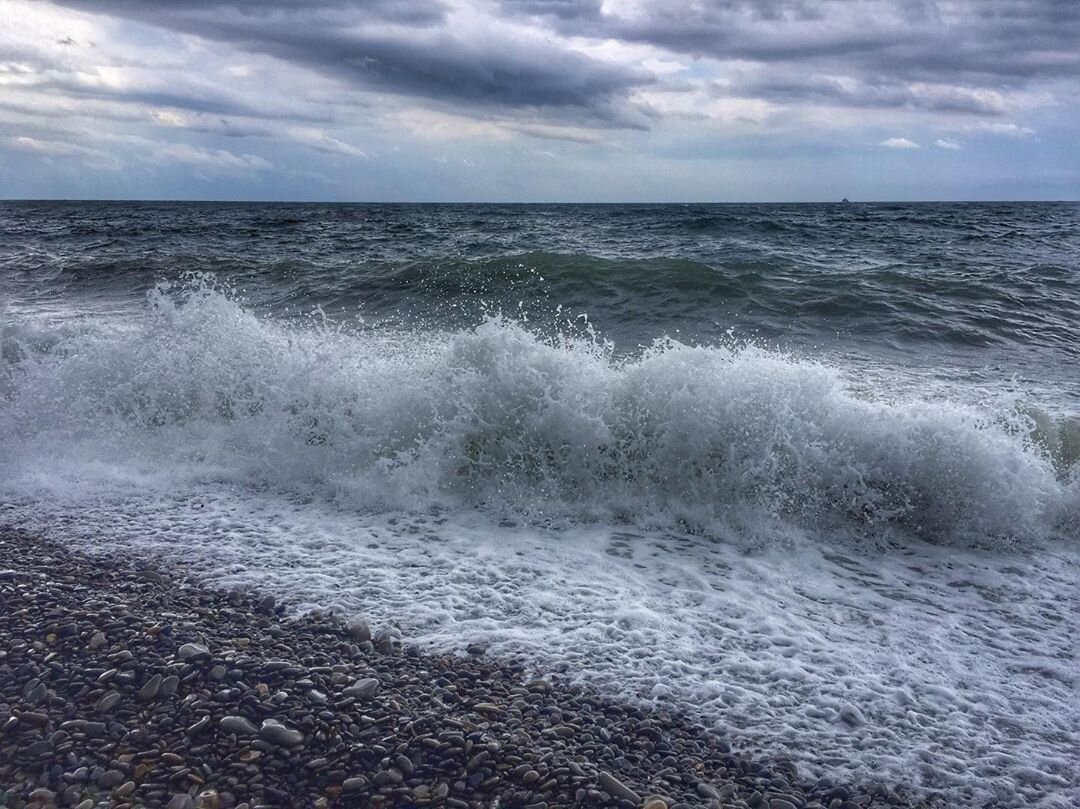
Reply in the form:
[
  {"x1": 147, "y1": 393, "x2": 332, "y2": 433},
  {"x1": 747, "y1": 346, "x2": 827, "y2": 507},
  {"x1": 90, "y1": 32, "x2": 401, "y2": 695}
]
[
  {"x1": 1, "y1": 281, "x2": 1075, "y2": 541},
  {"x1": 2, "y1": 283, "x2": 1078, "y2": 807}
]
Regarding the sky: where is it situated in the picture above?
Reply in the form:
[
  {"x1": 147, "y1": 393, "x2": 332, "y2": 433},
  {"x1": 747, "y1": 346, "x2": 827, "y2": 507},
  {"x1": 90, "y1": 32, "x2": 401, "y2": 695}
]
[{"x1": 0, "y1": 0, "x2": 1077, "y2": 202}]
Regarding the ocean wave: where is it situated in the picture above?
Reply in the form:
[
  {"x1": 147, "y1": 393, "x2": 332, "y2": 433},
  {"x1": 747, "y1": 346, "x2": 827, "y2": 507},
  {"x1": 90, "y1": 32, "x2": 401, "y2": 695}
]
[{"x1": 1, "y1": 280, "x2": 1076, "y2": 544}]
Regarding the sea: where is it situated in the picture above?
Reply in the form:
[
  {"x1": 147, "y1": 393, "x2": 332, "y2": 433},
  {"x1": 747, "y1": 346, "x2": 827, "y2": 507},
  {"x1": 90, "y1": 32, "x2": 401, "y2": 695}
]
[{"x1": 1, "y1": 201, "x2": 1077, "y2": 807}]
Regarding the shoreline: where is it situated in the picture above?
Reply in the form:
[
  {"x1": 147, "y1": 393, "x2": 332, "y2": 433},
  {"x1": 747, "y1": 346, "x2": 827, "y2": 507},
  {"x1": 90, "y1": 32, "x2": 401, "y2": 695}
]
[{"x1": 0, "y1": 528, "x2": 931, "y2": 809}]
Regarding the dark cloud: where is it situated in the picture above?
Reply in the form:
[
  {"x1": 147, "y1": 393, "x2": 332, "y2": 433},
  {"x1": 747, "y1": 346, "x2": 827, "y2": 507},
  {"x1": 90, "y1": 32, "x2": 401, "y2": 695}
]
[
  {"x1": 52, "y1": 0, "x2": 652, "y2": 126},
  {"x1": 42, "y1": 78, "x2": 303, "y2": 121},
  {"x1": 719, "y1": 73, "x2": 1008, "y2": 116},
  {"x1": 42, "y1": 0, "x2": 1080, "y2": 127},
  {"x1": 505, "y1": 0, "x2": 1080, "y2": 105}
]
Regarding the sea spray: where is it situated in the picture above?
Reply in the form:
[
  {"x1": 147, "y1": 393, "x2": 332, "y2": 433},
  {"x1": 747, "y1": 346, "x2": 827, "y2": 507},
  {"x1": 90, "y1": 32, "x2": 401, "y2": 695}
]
[
  {"x1": 3, "y1": 202, "x2": 1079, "y2": 808},
  {"x1": 1, "y1": 280, "x2": 1073, "y2": 544}
]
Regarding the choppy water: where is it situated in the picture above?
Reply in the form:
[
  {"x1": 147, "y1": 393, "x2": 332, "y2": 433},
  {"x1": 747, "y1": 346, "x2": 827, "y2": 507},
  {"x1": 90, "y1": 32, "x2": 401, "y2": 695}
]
[{"x1": 2, "y1": 201, "x2": 1078, "y2": 806}]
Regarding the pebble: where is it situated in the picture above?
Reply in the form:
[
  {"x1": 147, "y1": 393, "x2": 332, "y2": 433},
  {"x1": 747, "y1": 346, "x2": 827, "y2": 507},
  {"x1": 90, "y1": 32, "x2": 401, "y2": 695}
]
[
  {"x1": 698, "y1": 783, "x2": 723, "y2": 800},
  {"x1": 342, "y1": 677, "x2": 380, "y2": 699},
  {"x1": 178, "y1": 642, "x2": 210, "y2": 660},
  {"x1": 259, "y1": 719, "x2": 304, "y2": 747},
  {"x1": 0, "y1": 529, "x2": 917, "y2": 809},
  {"x1": 161, "y1": 674, "x2": 181, "y2": 696},
  {"x1": 18, "y1": 711, "x2": 49, "y2": 727},
  {"x1": 98, "y1": 769, "x2": 125, "y2": 789},
  {"x1": 95, "y1": 691, "x2": 121, "y2": 712},
  {"x1": 598, "y1": 771, "x2": 642, "y2": 805},
  {"x1": 140, "y1": 672, "x2": 164, "y2": 700},
  {"x1": 220, "y1": 715, "x2": 259, "y2": 736},
  {"x1": 345, "y1": 617, "x2": 371, "y2": 641},
  {"x1": 114, "y1": 780, "x2": 137, "y2": 798}
]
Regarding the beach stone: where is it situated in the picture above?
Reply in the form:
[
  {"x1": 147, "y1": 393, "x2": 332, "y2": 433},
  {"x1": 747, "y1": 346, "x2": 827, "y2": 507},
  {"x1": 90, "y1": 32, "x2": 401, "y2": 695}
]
[
  {"x1": 0, "y1": 530, "x2": 928, "y2": 809},
  {"x1": 98, "y1": 769, "x2": 125, "y2": 788},
  {"x1": 89, "y1": 631, "x2": 107, "y2": 650},
  {"x1": 345, "y1": 618, "x2": 371, "y2": 642},
  {"x1": 139, "y1": 673, "x2": 163, "y2": 700},
  {"x1": 395, "y1": 754, "x2": 414, "y2": 776},
  {"x1": 160, "y1": 674, "x2": 181, "y2": 696},
  {"x1": 373, "y1": 626, "x2": 401, "y2": 654},
  {"x1": 114, "y1": 781, "x2": 136, "y2": 798},
  {"x1": 18, "y1": 710, "x2": 49, "y2": 727},
  {"x1": 256, "y1": 595, "x2": 276, "y2": 614},
  {"x1": 343, "y1": 677, "x2": 380, "y2": 700},
  {"x1": 259, "y1": 719, "x2": 304, "y2": 747},
  {"x1": 26, "y1": 739, "x2": 53, "y2": 756},
  {"x1": 94, "y1": 691, "x2": 121, "y2": 713},
  {"x1": 598, "y1": 771, "x2": 641, "y2": 805},
  {"x1": 698, "y1": 783, "x2": 723, "y2": 800},
  {"x1": 178, "y1": 643, "x2": 210, "y2": 660},
  {"x1": 220, "y1": 716, "x2": 259, "y2": 736}
]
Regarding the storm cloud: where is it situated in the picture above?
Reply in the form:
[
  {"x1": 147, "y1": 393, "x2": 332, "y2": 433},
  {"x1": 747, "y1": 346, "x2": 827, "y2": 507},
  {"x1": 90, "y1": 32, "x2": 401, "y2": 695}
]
[
  {"x1": 2, "y1": 0, "x2": 1077, "y2": 200},
  {"x1": 45, "y1": 0, "x2": 1080, "y2": 123},
  {"x1": 50, "y1": 0, "x2": 652, "y2": 123}
]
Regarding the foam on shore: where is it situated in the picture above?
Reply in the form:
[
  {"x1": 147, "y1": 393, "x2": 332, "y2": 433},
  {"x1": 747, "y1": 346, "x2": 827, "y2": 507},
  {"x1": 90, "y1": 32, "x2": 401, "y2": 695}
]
[{"x1": 2, "y1": 282, "x2": 1078, "y2": 807}]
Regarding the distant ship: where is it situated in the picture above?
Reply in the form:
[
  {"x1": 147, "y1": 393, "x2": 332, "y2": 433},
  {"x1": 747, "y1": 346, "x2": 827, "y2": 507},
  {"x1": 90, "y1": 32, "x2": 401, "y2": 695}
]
[{"x1": 842, "y1": 198, "x2": 851, "y2": 203}]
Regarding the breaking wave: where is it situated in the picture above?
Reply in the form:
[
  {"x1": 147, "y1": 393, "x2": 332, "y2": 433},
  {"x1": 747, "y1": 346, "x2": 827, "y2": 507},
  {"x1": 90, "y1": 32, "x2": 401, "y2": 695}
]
[{"x1": 2, "y1": 280, "x2": 1077, "y2": 544}]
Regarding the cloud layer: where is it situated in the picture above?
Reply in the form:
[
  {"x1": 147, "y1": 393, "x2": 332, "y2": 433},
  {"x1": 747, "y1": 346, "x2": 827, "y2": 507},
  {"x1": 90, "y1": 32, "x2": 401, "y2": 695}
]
[{"x1": 1, "y1": 0, "x2": 1077, "y2": 199}]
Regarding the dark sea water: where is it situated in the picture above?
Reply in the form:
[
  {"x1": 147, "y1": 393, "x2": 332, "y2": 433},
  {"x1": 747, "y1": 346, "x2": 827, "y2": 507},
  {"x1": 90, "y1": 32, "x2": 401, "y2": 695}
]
[{"x1": 2, "y1": 202, "x2": 1078, "y2": 807}]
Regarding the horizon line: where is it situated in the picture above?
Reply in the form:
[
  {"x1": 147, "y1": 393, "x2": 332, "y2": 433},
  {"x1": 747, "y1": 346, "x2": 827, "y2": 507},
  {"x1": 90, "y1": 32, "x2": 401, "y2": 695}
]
[{"x1": 2, "y1": 197, "x2": 1078, "y2": 205}]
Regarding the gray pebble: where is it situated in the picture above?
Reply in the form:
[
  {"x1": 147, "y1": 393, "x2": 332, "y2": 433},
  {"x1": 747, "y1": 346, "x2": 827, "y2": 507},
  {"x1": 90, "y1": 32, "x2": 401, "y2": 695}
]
[
  {"x1": 342, "y1": 677, "x2": 380, "y2": 700},
  {"x1": 139, "y1": 673, "x2": 163, "y2": 700},
  {"x1": 220, "y1": 715, "x2": 259, "y2": 736},
  {"x1": 598, "y1": 771, "x2": 641, "y2": 805},
  {"x1": 345, "y1": 618, "x2": 371, "y2": 641},
  {"x1": 259, "y1": 719, "x2": 304, "y2": 747},
  {"x1": 178, "y1": 642, "x2": 210, "y2": 660}
]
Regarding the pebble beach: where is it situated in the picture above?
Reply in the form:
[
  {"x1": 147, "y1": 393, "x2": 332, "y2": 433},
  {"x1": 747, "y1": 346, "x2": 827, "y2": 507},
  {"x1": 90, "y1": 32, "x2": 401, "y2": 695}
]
[{"x1": 0, "y1": 528, "x2": 931, "y2": 809}]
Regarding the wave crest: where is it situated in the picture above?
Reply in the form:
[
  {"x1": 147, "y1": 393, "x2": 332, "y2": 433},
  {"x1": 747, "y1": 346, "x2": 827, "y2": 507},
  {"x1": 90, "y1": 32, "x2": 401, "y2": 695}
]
[{"x1": 2, "y1": 282, "x2": 1075, "y2": 544}]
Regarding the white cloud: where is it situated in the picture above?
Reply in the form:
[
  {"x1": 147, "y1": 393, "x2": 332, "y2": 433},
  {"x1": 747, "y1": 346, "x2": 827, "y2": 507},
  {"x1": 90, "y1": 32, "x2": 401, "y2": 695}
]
[
  {"x1": 7, "y1": 134, "x2": 121, "y2": 170},
  {"x1": 935, "y1": 138, "x2": 961, "y2": 150},
  {"x1": 151, "y1": 142, "x2": 272, "y2": 170},
  {"x1": 10, "y1": 135, "x2": 92, "y2": 156},
  {"x1": 881, "y1": 137, "x2": 920, "y2": 149},
  {"x1": 286, "y1": 127, "x2": 368, "y2": 158},
  {"x1": 963, "y1": 122, "x2": 1036, "y2": 138}
]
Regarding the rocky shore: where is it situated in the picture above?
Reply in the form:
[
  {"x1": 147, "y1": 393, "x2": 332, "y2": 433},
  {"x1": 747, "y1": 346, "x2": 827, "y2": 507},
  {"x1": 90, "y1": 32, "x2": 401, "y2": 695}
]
[{"x1": 0, "y1": 528, "x2": 932, "y2": 809}]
